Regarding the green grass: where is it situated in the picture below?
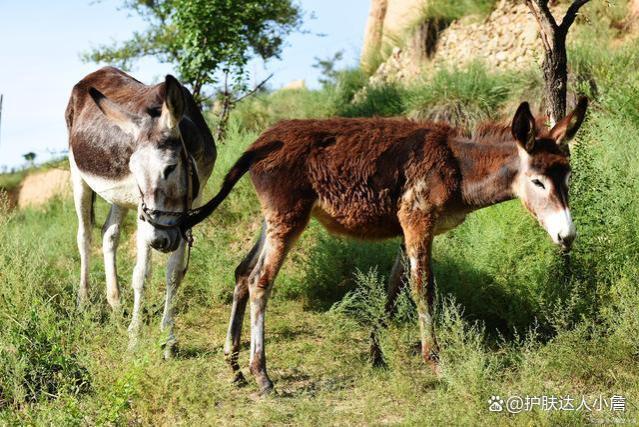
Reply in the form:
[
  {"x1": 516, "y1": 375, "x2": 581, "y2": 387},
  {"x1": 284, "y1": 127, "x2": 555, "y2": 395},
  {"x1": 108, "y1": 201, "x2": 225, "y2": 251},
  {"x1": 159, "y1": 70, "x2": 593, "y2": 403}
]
[
  {"x1": 420, "y1": 0, "x2": 497, "y2": 24},
  {"x1": 2, "y1": 29, "x2": 639, "y2": 426},
  {"x1": 235, "y1": 63, "x2": 533, "y2": 130}
]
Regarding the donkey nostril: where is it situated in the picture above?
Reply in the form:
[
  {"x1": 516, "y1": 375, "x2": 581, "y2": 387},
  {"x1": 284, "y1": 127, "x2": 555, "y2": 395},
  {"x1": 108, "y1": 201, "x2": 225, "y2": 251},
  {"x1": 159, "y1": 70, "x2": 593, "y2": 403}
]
[{"x1": 151, "y1": 236, "x2": 169, "y2": 250}]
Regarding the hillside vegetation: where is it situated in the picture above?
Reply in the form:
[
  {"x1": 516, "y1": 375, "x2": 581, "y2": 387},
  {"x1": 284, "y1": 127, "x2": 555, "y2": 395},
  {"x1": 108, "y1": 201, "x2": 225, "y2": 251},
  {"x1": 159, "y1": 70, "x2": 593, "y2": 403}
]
[{"x1": 1, "y1": 5, "x2": 639, "y2": 426}]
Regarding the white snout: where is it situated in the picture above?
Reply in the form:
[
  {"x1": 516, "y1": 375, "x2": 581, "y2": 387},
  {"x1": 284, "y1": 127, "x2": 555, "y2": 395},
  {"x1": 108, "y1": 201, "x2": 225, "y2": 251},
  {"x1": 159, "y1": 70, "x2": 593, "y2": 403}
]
[{"x1": 542, "y1": 208, "x2": 576, "y2": 250}]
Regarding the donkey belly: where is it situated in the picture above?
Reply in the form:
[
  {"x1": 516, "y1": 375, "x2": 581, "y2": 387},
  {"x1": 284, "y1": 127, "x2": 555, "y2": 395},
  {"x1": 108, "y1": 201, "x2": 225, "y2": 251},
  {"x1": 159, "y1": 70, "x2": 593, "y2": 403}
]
[
  {"x1": 85, "y1": 173, "x2": 138, "y2": 207},
  {"x1": 311, "y1": 202, "x2": 402, "y2": 240},
  {"x1": 70, "y1": 151, "x2": 138, "y2": 208}
]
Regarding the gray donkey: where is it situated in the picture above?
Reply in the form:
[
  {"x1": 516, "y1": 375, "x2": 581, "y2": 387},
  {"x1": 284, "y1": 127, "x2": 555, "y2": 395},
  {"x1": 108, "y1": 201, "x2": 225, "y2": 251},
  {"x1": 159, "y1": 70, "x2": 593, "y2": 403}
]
[{"x1": 65, "y1": 67, "x2": 216, "y2": 355}]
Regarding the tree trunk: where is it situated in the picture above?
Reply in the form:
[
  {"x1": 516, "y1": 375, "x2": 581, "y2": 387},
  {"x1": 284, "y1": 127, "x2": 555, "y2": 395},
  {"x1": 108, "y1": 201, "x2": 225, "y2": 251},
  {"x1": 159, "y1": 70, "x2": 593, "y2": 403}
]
[
  {"x1": 526, "y1": 0, "x2": 591, "y2": 125},
  {"x1": 542, "y1": 34, "x2": 568, "y2": 125},
  {"x1": 361, "y1": 0, "x2": 388, "y2": 74},
  {"x1": 192, "y1": 79, "x2": 204, "y2": 108}
]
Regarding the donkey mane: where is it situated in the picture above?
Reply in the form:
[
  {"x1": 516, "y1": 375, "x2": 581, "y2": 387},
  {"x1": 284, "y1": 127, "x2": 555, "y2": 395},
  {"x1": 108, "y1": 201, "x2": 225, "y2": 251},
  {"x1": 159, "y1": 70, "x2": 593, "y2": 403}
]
[
  {"x1": 406, "y1": 117, "x2": 514, "y2": 145},
  {"x1": 471, "y1": 114, "x2": 551, "y2": 145},
  {"x1": 471, "y1": 121, "x2": 513, "y2": 144}
]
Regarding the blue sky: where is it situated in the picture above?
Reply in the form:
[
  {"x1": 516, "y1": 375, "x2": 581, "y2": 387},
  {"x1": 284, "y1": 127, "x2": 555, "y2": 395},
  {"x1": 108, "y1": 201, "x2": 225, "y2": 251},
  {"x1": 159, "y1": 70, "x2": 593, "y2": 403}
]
[{"x1": 0, "y1": 0, "x2": 369, "y2": 168}]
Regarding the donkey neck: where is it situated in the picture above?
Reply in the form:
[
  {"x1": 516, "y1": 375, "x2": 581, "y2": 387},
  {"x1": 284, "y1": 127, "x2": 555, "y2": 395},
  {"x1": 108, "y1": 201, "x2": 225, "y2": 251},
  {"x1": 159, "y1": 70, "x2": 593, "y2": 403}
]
[{"x1": 449, "y1": 138, "x2": 519, "y2": 210}]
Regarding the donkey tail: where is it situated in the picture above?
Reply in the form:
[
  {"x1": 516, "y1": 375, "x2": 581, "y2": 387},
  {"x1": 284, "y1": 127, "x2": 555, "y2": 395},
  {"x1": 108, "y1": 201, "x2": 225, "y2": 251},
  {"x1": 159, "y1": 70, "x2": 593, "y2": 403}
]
[{"x1": 181, "y1": 140, "x2": 283, "y2": 230}]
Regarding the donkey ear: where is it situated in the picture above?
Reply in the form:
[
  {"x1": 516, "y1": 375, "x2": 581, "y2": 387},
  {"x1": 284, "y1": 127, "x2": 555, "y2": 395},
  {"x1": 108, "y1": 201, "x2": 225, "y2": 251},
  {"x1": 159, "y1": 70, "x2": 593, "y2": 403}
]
[
  {"x1": 89, "y1": 87, "x2": 142, "y2": 137},
  {"x1": 511, "y1": 101, "x2": 536, "y2": 153},
  {"x1": 550, "y1": 96, "x2": 588, "y2": 147},
  {"x1": 161, "y1": 75, "x2": 186, "y2": 129}
]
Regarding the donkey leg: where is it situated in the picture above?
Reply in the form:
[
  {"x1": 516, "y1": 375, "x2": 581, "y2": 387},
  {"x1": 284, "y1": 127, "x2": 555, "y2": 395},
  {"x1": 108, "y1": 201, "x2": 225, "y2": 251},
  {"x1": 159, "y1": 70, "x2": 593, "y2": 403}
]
[
  {"x1": 370, "y1": 242, "x2": 407, "y2": 366},
  {"x1": 71, "y1": 169, "x2": 94, "y2": 307},
  {"x1": 160, "y1": 237, "x2": 187, "y2": 359},
  {"x1": 102, "y1": 205, "x2": 127, "y2": 309},
  {"x1": 224, "y1": 223, "x2": 266, "y2": 384},
  {"x1": 400, "y1": 213, "x2": 439, "y2": 373},
  {"x1": 128, "y1": 223, "x2": 151, "y2": 348},
  {"x1": 385, "y1": 242, "x2": 407, "y2": 316},
  {"x1": 248, "y1": 220, "x2": 305, "y2": 394}
]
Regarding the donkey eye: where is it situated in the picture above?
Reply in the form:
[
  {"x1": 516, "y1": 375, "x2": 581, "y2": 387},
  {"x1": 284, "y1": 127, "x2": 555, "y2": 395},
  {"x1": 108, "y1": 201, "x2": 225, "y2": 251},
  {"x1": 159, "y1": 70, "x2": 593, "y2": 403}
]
[
  {"x1": 163, "y1": 164, "x2": 177, "y2": 179},
  {"x1": 532, "y1": 179, "x2": 546, "y2": 189}
]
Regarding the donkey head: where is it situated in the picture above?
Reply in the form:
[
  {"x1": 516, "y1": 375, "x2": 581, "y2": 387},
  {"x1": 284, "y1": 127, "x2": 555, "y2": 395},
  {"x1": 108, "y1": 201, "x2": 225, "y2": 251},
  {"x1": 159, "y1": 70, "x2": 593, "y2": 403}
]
[
  {"x1": 89, "y1": 75, "x2": 196, "y2": 253},
  {"x1": 511, "y1": 97, "x2": 588, "y2": 252}
]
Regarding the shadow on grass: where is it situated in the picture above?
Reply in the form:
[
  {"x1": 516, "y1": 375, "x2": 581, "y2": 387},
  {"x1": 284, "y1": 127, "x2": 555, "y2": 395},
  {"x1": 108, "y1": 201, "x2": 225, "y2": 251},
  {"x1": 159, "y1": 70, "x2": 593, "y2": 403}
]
[
  {"x1": 437, "y1": 250, "x2": 588, "y2": 343},
  {"x1": 295, "y1": 228, "x2": 576, "y2": 343},
  {"x1": 434, "y1": 257, "x2": 540, "y2": 340},
  {"x1": 174, "y1": 344, "x2": 222, "y2": 360},
  {"x1": 274, "y1": 370, "x2": 353, "y2": 398},
  {"x1": 296, "y1": 232, "x2": 399, "y2": 312}
]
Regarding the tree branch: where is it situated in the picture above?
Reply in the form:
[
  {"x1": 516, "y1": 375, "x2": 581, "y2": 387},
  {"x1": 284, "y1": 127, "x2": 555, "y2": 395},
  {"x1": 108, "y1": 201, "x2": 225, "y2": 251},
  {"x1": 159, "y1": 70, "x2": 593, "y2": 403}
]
[
  {"x1": 559, "y1": 0, "x2": 591, "y2": 33},
  {"x1": 234, "y1": 73, "x2": 274, "y2": 103},
  {"x1": 525, "y1": 0, "x2": 558, "y2": 52}
]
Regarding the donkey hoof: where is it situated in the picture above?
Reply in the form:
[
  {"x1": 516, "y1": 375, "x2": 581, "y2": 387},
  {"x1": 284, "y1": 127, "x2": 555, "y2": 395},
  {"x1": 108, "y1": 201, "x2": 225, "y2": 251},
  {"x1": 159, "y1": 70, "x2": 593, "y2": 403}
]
[
  {"x1": 77, "y1": 293, "x2": 89, "y2": 309},
  {"x1": 258, "y1": 381, "x2": 274, "y2": 396},
  {"x1": 425, "y1": 351, "x2": 442, "y2": 376},
  {"x1": 162, "y1": 341, "x2": 178, "y2": 360},
  {"x1": 107, "y1": 297, "x2": 121, "y2": 311},
  {"x1": 410, "y1": 341, "x2": 422, "y2": 356},
  {"x1": 127, "y1": 337, "x2": 139, "y2": 353},
  {"x1": 232, "y1": 371, "x2": 248, "y2": 387},
  {"x1": 370, "y1": 345, "x2": 387, "y2": 368}
]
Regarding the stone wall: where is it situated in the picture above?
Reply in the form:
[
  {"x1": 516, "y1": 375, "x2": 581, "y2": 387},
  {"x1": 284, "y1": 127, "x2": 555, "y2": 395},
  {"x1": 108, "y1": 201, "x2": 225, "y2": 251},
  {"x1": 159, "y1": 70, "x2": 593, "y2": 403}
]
[
  {"x1": 369, "y1": 1, "x2": 547, "y2": 85},
  {"x1": 363, "y1": 0, "x2": 639, "y2": 86},
  {"x1": 432, "y1": 2, "x2": 542, "y2": 71}
]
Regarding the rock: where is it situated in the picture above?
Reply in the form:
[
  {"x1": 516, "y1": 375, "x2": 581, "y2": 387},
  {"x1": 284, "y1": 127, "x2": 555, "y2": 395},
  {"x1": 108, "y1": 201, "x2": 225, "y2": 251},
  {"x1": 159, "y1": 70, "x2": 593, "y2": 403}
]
[
  {"x1": 522, "y1": 22, "x2": 538, "y2": 44},
  {"x1": 361, "y1": 0, "x2": 428, "y2": 71},
  {"x1": 361, "y1": 0, "x2": 388, "y2": 71},
  {"x1": 366, "y1": 0, "x2": 544, "y2": 84},
  {"x1": 18, "y1": 169, "x2": 71, "y2": 209}
]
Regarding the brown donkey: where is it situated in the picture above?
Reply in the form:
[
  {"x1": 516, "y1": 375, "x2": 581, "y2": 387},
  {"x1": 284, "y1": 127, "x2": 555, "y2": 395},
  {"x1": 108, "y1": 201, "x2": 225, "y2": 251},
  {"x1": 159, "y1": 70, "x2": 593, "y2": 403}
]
[{"x1": 182, "y1": 97, "x2": 588, "y2": 393}]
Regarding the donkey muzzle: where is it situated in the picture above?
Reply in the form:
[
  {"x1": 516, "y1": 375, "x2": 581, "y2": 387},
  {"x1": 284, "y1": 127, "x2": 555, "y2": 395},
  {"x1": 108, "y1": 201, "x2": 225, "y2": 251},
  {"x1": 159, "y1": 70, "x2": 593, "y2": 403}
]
[
  {"x1": 557, "y1": 231, "x2": 576, "y2": 252},
  {"x1": 149, "y1": 227, "x2": 181, "y2": 253}
]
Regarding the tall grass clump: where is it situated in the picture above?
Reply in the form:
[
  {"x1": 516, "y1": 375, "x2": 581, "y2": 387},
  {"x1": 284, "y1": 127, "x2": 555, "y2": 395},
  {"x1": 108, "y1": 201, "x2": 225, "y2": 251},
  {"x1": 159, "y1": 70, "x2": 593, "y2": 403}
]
[
  {"x1": 0, "y1": 197, "x2": 89, "y2": 411},
  {"x1": 228, "y1": 87, "x2": 336, "y2": 134},
  {"x1": 337, "y1": 82, "x2": 407, "y2": 118},
  {"x1": 343, "y1": 63, "x2": 524, "y2": 129},
  {"x1": 405, "y1": 63, "x2": 512, "y2": 128},
  {"x1": 421, "y1": 0, "x2": 496, "y2": 24}
]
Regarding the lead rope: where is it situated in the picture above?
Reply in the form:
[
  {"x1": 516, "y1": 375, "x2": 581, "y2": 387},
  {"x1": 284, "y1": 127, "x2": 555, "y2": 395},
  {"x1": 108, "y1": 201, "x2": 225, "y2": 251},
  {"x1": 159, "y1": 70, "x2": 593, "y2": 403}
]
[
  {"x1": 180, "y1": 134, "x2": 195, "y2": 277},
  {"x1": 183, "y1": 227, "x2": 193, "y2": 275}
]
